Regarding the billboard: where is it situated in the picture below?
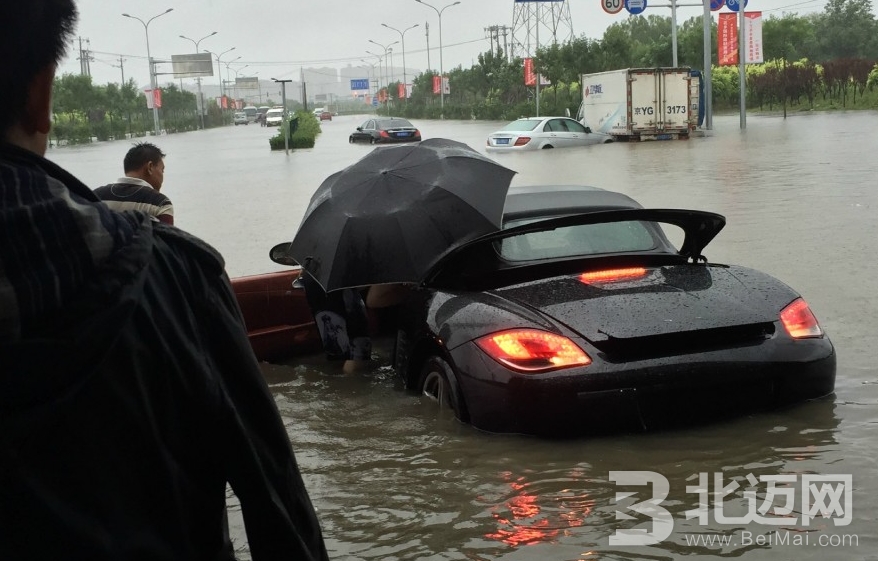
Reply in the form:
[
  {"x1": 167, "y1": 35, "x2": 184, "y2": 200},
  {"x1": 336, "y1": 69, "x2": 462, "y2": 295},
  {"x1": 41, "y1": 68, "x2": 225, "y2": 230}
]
[
  {"x1": 171, "y1": 53, "x2": 214, "y2": 78},
  {"x1": 235, "y1": 77, "x2": 259, "y2": 90}
]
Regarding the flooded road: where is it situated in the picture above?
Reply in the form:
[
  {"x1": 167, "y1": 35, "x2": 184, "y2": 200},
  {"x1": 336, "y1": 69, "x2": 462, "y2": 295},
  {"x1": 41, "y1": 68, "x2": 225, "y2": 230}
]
[{"x1": 48, "y1": 112, "x2": 878, "y2": 559}]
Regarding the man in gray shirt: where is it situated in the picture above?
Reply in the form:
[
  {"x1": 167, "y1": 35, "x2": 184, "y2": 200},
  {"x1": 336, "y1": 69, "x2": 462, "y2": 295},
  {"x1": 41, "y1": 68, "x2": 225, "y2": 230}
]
[{"x1": 94, "y1": 142, "x2": 174, "y2": 224}]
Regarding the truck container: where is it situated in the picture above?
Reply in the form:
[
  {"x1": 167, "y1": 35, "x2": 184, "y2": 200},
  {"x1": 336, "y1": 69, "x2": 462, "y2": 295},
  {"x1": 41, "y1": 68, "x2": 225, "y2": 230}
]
[{"x1": 576, "y1": 68, "x2": 703, "y2": 141}]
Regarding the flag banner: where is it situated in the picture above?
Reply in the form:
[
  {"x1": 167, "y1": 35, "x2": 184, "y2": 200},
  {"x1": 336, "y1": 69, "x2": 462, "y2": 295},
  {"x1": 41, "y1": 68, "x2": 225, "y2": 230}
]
[
  {"x1": 524, "y1": 58, "x2": 536, "y2": 86},
  {"x1": 398, "y1": 83, "x2": 405, "y2": 99},
  {"x1": 718, "y1": 13, "x2": 738, "y2": 66},
  {"x1": 745, "y1": 11, "x2": 764, "y2": 63},
  {"x1": 432, "y1": 75, "x2": 441, "y2": 94},
  {"x1": 442, "y1": 77, "x2": 450, "y2": 95}
]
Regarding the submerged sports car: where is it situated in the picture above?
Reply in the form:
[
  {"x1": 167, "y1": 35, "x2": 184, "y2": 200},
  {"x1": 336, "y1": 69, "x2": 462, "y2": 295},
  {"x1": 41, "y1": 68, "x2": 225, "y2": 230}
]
[
  {"x1": 244, "y1": 185, "x2": 835, "y2": 436},
  {"x1": 387, "y1": 185, "x2": 836, "y2": 435}
]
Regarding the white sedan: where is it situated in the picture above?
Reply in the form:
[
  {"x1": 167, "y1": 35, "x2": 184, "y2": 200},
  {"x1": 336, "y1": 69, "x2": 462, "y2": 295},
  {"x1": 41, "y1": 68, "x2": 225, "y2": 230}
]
[{"x1": 486, "y1": 116, "x2": 613, "y2": 151}]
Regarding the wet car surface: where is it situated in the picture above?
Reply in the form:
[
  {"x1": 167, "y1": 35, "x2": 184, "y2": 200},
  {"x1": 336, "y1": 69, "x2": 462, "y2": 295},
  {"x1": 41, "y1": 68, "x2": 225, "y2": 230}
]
[{"x1": 390, "y1": 185, "x2": 835, "y2": 436}]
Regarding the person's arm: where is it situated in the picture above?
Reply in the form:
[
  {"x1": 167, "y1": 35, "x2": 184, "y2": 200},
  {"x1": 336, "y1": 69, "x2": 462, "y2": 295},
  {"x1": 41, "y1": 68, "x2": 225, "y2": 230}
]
[
  {"x1": 365, "y1": 283, "x2": 411, "y2": 309},
  {"x1": 157, "y1": 201, "x2": 174, "y2": 225},
  {"x1": 201, "y1": 272, "x2": 328, "y2": 561}
]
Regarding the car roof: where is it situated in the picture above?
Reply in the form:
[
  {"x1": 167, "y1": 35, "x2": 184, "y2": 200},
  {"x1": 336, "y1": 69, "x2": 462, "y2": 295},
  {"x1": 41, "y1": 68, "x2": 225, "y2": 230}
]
[{"x1": 503, "y1": 185, "x2": 643, "y2": 222}]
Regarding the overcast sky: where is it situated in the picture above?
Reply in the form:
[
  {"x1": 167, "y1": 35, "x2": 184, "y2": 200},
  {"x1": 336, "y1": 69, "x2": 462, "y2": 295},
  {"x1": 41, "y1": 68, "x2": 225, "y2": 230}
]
[{"x1": 58, "y1": 0, "x2": 847, "y2": 89}]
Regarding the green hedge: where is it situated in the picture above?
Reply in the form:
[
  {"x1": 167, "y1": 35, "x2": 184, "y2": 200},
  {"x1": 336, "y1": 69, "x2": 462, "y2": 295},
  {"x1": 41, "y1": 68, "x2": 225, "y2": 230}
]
[{"x1": 269, "y1": 110, "x2": 320, "y2": 150}]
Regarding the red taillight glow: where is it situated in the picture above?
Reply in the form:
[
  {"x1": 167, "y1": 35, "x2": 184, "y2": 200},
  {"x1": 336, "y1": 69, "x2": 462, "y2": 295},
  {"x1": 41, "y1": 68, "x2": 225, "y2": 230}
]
[
  {"x1": 380, "y1": 130, "x2": 390, "y2": 138},
  {"x1": 475, "y1": 329, "x2": 591, "y2": 372},
  {"x1": 513, "y1": 136, "x2": 532, "y2": 147},
  {"x1": 780, "y1": 298, "x2": 823, "y2": 339},
  {"x1": 579, "y1": 267, "x2": 647, "y2": 284}
]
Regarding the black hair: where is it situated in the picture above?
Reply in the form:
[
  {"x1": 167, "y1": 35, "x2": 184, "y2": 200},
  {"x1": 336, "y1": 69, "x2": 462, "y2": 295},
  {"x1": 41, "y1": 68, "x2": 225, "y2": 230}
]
[
  {"x1": 123, "y1": 143, "x2": 167, "y2": 173},
  {"x1": 0, "y1": 0, "x2": 77, "y2": 134}
]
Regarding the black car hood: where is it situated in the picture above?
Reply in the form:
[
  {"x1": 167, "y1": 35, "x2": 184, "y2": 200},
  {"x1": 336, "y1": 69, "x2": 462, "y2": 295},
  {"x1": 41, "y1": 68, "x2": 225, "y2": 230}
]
[{"x1": 492, "y1": 264, "x2": 798, "y2": 342}]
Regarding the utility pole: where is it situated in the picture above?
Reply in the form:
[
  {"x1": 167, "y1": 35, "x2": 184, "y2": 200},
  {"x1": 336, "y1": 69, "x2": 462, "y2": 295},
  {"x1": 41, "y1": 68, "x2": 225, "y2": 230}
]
[
  {"x1": 118, "y1": 56, "x2": 126, "y2": 84},
  {"x1": 425, "y1": 22, "x2": 431, "y2": 71},
  {"x1": 78, "y1": 37, "x2": 93, "y2": 77}
]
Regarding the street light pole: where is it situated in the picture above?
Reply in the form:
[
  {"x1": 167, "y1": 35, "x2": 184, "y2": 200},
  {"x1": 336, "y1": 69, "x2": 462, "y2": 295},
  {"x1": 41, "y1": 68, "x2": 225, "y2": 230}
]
[
  {"x1": 180, "y1": 31, "x2": 217, "y2": 130},
  {"x1": 272, "y1": 78, "x2": 293, "y2": 154},
  {"x1": 206, "y1": 47, "x2": 235, "y2": 104},
  {"x1": 122, "y1": 8, "x2": 173, "y2": 136},
  {"x1": 415, "y1": 0, "x2": 459, "y2": 117},
  {"x1": 381, "y1": 23, "x2": 419, "y2": 103},
  {"x1": 366, "y1": 50, "x2": 384, "y2": 94},
  {"x1": 229, "y1": 64, "x2": 249, "y2": 103},
  {"x1": 368, "y1": 39, "x2": 398, "y2": 111}
]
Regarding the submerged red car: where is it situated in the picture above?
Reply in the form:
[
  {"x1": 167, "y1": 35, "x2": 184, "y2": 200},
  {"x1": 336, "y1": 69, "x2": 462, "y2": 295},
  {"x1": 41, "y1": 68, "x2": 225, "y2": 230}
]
[{"x1": 234, "y1": 185, "x2": 836, "y2": 436}]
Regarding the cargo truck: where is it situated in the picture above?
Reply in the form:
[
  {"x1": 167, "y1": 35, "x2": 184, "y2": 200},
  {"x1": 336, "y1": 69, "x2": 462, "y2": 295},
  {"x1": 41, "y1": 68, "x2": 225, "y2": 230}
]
[{"x1": 576, "y1": 67, "x2": 704, "y2": 141}]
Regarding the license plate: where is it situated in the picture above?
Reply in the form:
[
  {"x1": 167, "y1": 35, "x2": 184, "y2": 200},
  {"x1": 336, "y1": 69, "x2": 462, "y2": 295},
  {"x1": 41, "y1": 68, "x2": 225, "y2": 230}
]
[
  {"x1": 396, "y1": 131, "x2": 411, "y2": 137},
  {"x1": 496, "y1": 138, "x2": 509, "y2": 145},
  {"x1": 656, "y1": 134, "x2": 672, "y2": 140}
]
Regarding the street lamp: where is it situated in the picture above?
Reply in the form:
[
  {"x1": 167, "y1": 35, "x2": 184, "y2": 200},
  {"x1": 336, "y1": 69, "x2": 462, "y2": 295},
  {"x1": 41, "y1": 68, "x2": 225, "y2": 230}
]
[
  {"x1": 368, "y1": 39, "x2": 398, "y2": 108},
  {"x1": 179, "y1": 31, "x2": 217, "y2": 130},
  {"x1": 365, "y1": 50, "x2": 385, "y2": 94},
  {"x1": 414, "y1": 0, "x2": 459, "y2": 116},
  {"x1": 205, "y1": 47, "x2": 236, "y2": 101},
  {"x1": 360, "y1": 58, "x2": 379, "y2": 97},
  {"x1": 226, "y1": 61, "x2": 246, "y2": 105},
  {"x1": 122, "y1": 8, "x2": 174, "y2": 136},
  {"x1": 381, "y1": 23, "x2": 419, "y2": 103}
]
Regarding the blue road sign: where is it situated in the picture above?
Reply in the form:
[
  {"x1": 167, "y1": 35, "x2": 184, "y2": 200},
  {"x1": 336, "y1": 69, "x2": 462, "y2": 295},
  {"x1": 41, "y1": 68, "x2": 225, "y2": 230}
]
[
  {"x1": 725, "y1": 0, "x2": 748, "y2": 11},
  {"x1": 351, "y1": 78, "x2": 369, "y2": 91},
  {"x1": 625, "y1": 0, "x2": 647, "y2": 15},
  {"x1": 710, "y1": 0, "x2": 724, "y2": 10},
  {"x1": 371, "y1": 97, "x2": 379, "y2": 107}
]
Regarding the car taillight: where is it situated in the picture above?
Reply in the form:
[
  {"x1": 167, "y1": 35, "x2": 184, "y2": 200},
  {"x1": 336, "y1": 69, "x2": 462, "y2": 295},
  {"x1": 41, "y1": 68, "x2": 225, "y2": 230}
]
[
  {"x1": 579, "y1": 267, "x2": 647, "y2": 284},
  {"x1": 475, "y1": 329, "x2": 591, "y2": 372},
  {"x1": 513, "y1": 136, "x2": 531, "y2": 146},
  {"x1": 780, "y1": 298, "x2": 824, "y2": 339},
  {"x1": 380, "y1": 130, "x2": 390, "y2": 138}
]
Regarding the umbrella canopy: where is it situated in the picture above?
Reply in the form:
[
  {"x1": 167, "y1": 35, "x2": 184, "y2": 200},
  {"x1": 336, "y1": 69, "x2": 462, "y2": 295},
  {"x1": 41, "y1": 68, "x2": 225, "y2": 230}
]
[{"x1": 289, "y1": 138, "x2": 517, "y2": 292}]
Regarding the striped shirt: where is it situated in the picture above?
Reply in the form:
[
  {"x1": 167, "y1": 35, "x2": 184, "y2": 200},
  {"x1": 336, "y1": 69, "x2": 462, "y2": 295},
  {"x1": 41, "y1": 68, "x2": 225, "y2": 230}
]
[{"x1": 94, "y1": 177, "x2": 174, "y2": 224}]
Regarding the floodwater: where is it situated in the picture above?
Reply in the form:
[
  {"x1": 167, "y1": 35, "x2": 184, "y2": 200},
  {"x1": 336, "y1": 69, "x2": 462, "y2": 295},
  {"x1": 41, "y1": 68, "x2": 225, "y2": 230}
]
[{"x1": 48, "y1": 112, "x2": 878, "y2": 560}]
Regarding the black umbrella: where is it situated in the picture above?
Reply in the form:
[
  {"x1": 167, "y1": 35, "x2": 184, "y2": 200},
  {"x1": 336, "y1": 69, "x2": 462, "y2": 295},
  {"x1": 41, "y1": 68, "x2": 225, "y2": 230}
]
[{"x1": 288, "y1": 138, "x2": 517, "y2": 292}]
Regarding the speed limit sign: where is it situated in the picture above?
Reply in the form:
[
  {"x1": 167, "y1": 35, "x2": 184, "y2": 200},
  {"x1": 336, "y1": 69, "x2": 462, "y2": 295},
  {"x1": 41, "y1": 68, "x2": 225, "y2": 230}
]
[{"x1": 602, "y1": 0, "x2": 624, "y2": 14}]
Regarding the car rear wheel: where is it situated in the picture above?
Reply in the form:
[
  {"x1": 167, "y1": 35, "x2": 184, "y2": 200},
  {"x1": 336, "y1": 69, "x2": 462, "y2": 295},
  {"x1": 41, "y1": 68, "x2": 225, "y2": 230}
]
[
  {"x1": 542, "y1": 144, "x2": 554, "y2": 149},
  {"x1": 370, "y1": 137, "x2": 377, "y2": 145},
  {"x1": 419, "y1": 356, "x2": 461, "y2": 418}
]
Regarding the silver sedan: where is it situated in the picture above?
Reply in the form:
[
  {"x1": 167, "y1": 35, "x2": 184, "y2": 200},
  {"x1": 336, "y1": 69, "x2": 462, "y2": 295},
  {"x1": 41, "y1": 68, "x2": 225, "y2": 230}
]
[{"x1": 486, "y1": 116, "x2": 613, "y2": 151}]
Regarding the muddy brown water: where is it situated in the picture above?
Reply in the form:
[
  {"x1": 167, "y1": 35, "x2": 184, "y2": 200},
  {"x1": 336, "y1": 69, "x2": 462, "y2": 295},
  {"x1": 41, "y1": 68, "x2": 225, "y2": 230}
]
[{"x1": 48, "y1": 111, "x2": 878, "y2": 560}]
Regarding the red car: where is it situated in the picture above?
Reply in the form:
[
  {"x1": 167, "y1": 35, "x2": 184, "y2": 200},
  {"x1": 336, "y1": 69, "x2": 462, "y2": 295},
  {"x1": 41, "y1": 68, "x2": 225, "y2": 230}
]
[{"x1": 319, "y1": 111, "x2": 332, "y2": 121}]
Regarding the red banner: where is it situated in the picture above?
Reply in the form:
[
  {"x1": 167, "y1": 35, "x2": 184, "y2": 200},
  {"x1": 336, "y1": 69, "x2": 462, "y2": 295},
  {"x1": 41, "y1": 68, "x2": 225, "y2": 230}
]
[
  {"x1": 718, "y1": 13, "x2": 738, "y2": 66},
  {"x1": 153, "y1": 88, "x2": 162, "y2": 109},
  {"x1": 432, "y1": 75, "x2": 441, "y2": 94},
  {"x1": 524, "y1": 58, "x2": 536, "y2": 86},
  {"x1": 398, "y1": 83, "x2": 406, "y2": 99}
]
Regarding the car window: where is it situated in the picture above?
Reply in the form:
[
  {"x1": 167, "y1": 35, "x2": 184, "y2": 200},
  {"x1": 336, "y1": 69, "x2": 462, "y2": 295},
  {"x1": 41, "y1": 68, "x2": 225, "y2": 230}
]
[
  {"x1": 545, "y1": 119, "x2": 569, "y2": 132},
  {"x1": 380, "y1": 119, "x2": 413, "y2": 130},
  {"x1": 497, "y1": 219, "x2": 658, "y2": 261},
  {"x1": 503, "y1": 119, "x2": 541, "y2": 132},
  {"x1": 565, "y1": 119, "x2": 588, "y2": 133}
]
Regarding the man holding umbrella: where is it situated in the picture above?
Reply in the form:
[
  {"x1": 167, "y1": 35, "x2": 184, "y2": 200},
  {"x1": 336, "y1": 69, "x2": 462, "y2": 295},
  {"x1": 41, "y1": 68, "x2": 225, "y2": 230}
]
[{"x1": 280, "y1": 139, "x2": 517, "y2": 369}]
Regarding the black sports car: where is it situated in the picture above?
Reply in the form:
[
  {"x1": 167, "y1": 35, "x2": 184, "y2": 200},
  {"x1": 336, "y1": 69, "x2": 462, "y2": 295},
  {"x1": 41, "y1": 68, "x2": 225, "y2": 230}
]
[
  {"x1": 388, "y1": 185, "x2": 836, "y2": 436},
  {"x1": 349, "y1": 117, "x2": 421, "y2": 144}
]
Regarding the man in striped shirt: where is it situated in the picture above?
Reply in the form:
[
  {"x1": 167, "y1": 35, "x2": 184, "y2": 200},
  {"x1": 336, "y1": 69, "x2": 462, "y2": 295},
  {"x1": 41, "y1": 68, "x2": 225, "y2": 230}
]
[{"x1": 94, "y1": 142, "x2": 174, "y2": 224}]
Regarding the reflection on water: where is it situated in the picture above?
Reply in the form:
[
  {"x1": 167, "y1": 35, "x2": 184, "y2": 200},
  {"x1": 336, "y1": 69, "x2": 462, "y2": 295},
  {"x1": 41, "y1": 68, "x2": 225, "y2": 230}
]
[{"x1": 47, "y1": 113, "x2": 878, "y2": 560}]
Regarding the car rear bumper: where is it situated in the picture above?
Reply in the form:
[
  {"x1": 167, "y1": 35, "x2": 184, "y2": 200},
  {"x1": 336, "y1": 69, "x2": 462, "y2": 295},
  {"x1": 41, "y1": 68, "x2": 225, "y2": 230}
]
[{"x1": 450, "y1": 338, "x2": 836, "y2": 436}]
